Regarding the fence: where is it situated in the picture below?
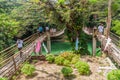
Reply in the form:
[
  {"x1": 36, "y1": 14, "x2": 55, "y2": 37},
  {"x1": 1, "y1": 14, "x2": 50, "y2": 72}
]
[
  {"x1": 110, "y1": 32, "x2": 120, "y2": 47},
  {"x1": 0, "y1": 34, "x2": 47, "y2": 78},
  {"x1": 0, "y1": 33, "x2": 39, "y2": 62}
]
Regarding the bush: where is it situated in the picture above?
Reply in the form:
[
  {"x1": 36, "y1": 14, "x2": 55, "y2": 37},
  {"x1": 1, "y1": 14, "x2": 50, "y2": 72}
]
[
  {"x1": 60, "y1": 51, "x2": 79, "y2": 61},
  {"x1": 107, "y1": 69, "x2": 120, "y2": 80},
  {"x1": 21, "y1": 63, "x2": 35, "y2": 76},
  {"x1": 71, "y1": 56, "x2": 80, "y2": 64},
  {"x1": 75, "y1": 61, "x2": 90, "y2": 75},
  {"x1": 46, "y1": 54, "x2": 55, "y2": 63},
  {"x1": 61, "y1": 67, "x2": 73, "y2": 76},
  {"x1": 55, "y1": 56, "x2": 65, "y2": 65},
  {"x1": 63, "y1": 60, "x2": 71, "y2": 66},
  {"x1": 0, "y1": 77, "x2": 8, "y2": 80}
]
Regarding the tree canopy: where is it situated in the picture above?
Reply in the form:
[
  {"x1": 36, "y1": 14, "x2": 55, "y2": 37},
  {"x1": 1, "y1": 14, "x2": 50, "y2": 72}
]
[{"x1": 0, "y1": 0, "x2": 120, "y2": 52}]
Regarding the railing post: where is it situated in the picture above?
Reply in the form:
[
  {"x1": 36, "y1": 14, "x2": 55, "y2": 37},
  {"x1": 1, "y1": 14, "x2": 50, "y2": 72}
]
[
  {"x1": 12, "y1": 56, "x2": 17, "y2": 71},
  {"x1": 92, "y1": 28, "x2": 97, "y2": 56},
  {"x1": 39, "y1": 42, "x2": 42, "y2": 55},
  {"x1": 47, "y1": 32, "x2": 51, "y2": 53}
]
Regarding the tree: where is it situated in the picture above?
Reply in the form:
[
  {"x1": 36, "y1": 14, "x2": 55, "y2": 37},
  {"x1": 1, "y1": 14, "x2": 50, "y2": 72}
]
[
  {"x1": 0, "y1": 14, "x2": 20, "y2": 50},
  {"x1": 0, "y1": 0, "x2": 21, "y2": 50},
  {"x1": 38, "y1": 0, "x2": 90, "y2": 54},
  {"x1": 111, "y1": 0, "x2": 120, "y2": 35},
  {"x1": 112, "y1": 20, "x2": 120, "y2": 35}
]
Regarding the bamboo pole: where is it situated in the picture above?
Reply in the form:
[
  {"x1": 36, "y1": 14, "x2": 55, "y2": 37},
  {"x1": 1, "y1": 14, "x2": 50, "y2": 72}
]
[
  {"x1": 47, "y1": 32, "x2": 51, "y2": 53},
  {"x1": 12, "y1": 56, "x2": 17, "y2": 71},
  {"x1": 92, "y1": 28, "x2": 97, "y2": 56}
]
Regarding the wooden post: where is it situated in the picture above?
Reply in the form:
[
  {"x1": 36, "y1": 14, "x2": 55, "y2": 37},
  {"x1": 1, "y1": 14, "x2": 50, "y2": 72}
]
[
  {"x1": 47, "y1": 32, "x2": 51, "y2": 53},
  {"x1": 39, "y1": 42, "x2": 42, "y2": 55},
  {"x1": 92, "y1": 28, "x2": 97, "y2": 56},
  {"x1": 12, "y1": 56, "x2": 17, "y2": 71}
]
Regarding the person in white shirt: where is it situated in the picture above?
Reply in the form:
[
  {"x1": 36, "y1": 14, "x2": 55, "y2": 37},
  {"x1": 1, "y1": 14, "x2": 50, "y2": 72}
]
[
  {"x1": 17, "y1": 38, "x2": 23, "y2": 57},
  {"x1": 53, "y1": 28, "x2": 56, "y2": 33},
  {"x1": 45, "y1": 26, "x2": 49, "y2": 32},
  {"x1": 98, "y1": 23, "x2": 104, "y2": 35}
]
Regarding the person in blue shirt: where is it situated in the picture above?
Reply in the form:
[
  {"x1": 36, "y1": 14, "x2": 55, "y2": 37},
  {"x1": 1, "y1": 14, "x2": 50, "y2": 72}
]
[
  {"x1": 37, "y1": 25, "x2": 43, "y2": 36},
  {"x1": 38, "y1": 26, "x2": 43, "y2": 33}
]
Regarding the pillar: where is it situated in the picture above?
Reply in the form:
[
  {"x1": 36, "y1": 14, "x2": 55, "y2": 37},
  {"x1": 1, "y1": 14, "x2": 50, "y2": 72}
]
[
  {"x1": 92, "y1": 28, "x2": 97, "y2": 56},
  {"x1": 47, "y1": 32, "x2": 51, "y2": 53},
  {"x1": 39, "y1": 42, "x2": 42, "y2": 55}
]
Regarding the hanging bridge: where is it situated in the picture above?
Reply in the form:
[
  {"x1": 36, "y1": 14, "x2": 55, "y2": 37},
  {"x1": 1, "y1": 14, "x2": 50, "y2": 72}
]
[
  {"x1": 83, "y1": 27, "x2": 120, "y2": 66},
  {"x1": 0, "y1": 29, "x2": 65, "y2": 78}
]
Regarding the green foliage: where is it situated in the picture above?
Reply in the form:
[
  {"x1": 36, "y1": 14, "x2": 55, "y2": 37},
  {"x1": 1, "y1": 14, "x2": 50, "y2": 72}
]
[
  {"x1": 46, "y1": 54, "x2": 55, "y2": 63},
  {"x1": 75, "y1": 61, "x2": 90, "y2": 75},
  {"x1": 72, "y1": 33, "x2": 90, "y2": 55},
  {"x1": 30, "y1": 0, "x2": 40, "y2": 3},
  {"x1": 55, "y1": 56, "x2": 65, "y2": 65},
  {"x1": 11, "y1": 2, "x2": 44, "y2": 28},
  {"x1": 112, "y1": 0, "x2": 120, "y2": 18},
  {"x1": 58, "y1": 0, "x2": 65, "y2": 4},
  {"x1": 0, "y1": 0, "x2": 21, "y2": 14},
  {"x1": 60, "y1": 51, "x2": 79, "y2": 61},
  {"x1": 0, "y1": 13, "x2": 20, "y2": 50},
  {"x1": 21, "y1": 63, "x2": 35, "y2": 76},
  {"x1": 61, "y1": 67, "x2": 73, "y2": 77},
  {"x1": 89, "y1": 0, "x2": 98, "y2": 4},
  {"x1": 71, "y1": 56, "x2": 80, "y2": 64},
  {"x1": 107, "y1": 69, "x2": 120, "y2": 80},
  {"x1": 112, "y1": 20, "x2": 120, "y2": 35},
  {"x1": 0, "y1": 77, "x2": 8, "y2": 80},
  {"x1": 63, "y1": 59, "x2": 71, "y2": 66}
]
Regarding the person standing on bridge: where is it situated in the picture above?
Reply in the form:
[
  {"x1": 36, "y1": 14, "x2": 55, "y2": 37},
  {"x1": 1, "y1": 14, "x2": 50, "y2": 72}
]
[
  {"x1": 37, "y1": 24, "x2": 43, "y2": 36},
  {"x1": 98, "y1": 23, "x2": 104, "y2": 35},
  {"x1": 16, "y1": 37, "x2": 23, "y2": 58},
  {"x1": 45, "y1": 26, "x2": 49, "y2": 32}
]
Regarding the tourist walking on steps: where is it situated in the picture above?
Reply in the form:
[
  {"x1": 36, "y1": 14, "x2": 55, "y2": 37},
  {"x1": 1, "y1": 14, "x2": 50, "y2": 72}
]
[
  {"x1": 98, "y1": 23, "x2": 104, "y2": 35},
  {"x1": 16, "y1": 37, "x2": 23, "y2": 58}
]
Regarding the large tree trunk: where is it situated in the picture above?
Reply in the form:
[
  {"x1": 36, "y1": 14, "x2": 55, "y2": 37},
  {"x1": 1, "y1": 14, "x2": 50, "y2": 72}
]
[{"x1": 106, "y1": 0, "x2": 112, "y2": 38}]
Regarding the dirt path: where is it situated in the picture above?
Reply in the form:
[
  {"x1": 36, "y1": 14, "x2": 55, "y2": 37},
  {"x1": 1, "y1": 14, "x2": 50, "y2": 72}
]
[{"x1": 17, "y1": 56, "x2": 109, "y2": 80}]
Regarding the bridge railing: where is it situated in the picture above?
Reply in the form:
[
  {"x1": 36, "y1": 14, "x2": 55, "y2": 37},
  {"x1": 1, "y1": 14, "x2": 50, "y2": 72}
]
[
  {"x1": 0, "y1": 33, "x2": 39, "y2": 62},
  {"x1": 0, "y1": 28, "x2": 65, "y2": 60},
  {"x1": 0, "y1": 29, "x2": 65, "y2": 78},
  {"x1": 0, "y1": 42, "x2": 35, "y2": 78},
  {"x1": 83, "y1": 27, "x2": 120, "y2": 66},
  {"x1": 110, "y1": 32, "x2": 120, "y2": 47},
  {"x1": 0, "y1": 33, "x2": 47, "y2": 78}
]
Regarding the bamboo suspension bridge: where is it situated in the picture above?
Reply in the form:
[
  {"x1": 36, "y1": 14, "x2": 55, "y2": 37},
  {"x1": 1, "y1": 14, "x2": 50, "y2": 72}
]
[
  {"x1": 83, "y1": 27, "x2": 120, "y2": 65},
  {"x1": 0, "y1": 28, "x2": 120, "y2": 79},
  {"x1": 0, "y1": 29, "x2": 65, "y2": 78}
]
